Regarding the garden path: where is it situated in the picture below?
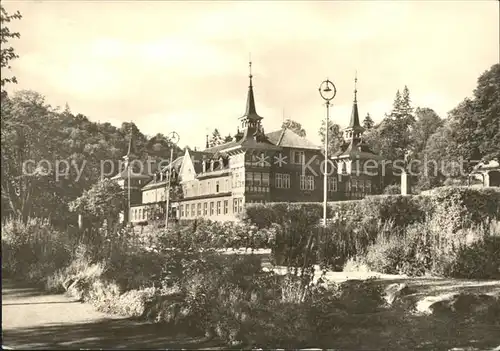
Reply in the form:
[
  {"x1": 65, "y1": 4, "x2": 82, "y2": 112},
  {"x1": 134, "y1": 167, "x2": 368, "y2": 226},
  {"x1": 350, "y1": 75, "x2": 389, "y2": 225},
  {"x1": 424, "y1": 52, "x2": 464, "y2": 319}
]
[{"x1": 1, "y1": 279, "x2": 222, "y2": 350}]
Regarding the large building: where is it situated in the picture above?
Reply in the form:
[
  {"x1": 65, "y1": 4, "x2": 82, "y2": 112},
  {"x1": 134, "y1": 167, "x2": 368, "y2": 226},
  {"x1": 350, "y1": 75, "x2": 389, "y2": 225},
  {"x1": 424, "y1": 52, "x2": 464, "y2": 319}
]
[{"x1": 116, "y1": 62, "x2": 384, "y2": 224}]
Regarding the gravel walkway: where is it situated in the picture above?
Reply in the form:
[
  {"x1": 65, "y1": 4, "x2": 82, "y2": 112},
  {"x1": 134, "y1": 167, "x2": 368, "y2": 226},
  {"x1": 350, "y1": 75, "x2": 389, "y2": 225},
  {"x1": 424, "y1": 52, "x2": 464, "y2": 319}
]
[{"x1": 1, "y1": 279, "x2": 221, "y2": 350}]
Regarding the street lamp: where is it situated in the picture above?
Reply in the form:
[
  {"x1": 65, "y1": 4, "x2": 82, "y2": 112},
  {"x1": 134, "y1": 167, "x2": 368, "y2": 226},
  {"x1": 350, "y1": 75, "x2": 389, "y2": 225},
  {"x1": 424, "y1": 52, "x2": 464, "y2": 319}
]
[
  {"x1": 318, "y1": 79, "x2": 337, "y2": 226},
  {"x1": 165, "y1": 131, "x2": 180, "y2": 228}
]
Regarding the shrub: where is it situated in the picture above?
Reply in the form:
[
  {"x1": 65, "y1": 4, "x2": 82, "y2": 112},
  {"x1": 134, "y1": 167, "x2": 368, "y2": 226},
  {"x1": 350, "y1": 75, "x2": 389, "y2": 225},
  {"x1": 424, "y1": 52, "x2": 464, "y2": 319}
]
[
  {"x1": 2, "y1": 218, "x2": 73, "y2": 283},
  {"x1": 423, "y1": 186, "x2": 500, "y2": 228},
  {"x1": 383, "y1": 184, "x2": 401, "y2": 195},
  {"x1": 364, "y1": 215, "x2": 500, "y2": 278},
  {"x1": 438, "y1": 234, "x2": 500, "y2": 279}
]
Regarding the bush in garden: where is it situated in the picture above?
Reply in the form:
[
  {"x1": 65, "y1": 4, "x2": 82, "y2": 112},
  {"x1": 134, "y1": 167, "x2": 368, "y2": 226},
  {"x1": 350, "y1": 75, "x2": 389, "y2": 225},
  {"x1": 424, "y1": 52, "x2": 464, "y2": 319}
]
[
  {"x1": 365, "y1": 222, "x2": 429, "y2": 276},
  {"x1": 423, "y1": 186, "x2": 500, "y2": 231},
  {"x1": 2, "y1": 217, "x2": 73, "y2": 283},
  {"x1": 433, "y1": 223, "x2": 500, "y2": 279}
]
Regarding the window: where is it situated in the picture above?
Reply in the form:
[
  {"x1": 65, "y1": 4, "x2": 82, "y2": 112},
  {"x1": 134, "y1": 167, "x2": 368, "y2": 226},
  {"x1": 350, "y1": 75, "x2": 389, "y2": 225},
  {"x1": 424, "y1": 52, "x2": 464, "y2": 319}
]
[
  {"x1": 300, "y1": 175, "x2": 314, "y2": 190},
  {"x1": 366, "y1": 179, "x2": 372, "y2": 193},
  {"x1": 291, "y1": 150, "x2": 305, "y2": 164},
  {"x1": 352, "y1": 179, "x2": 358, "y2": 192},
  {"x1": 346, "y1": 180, "x2": 351, "y2": 192},
  {"x1": 283, "y1": 174, "x2": 290, "y2": 188},
  {"x1": 210, "y1": 202, "x2": 214, "y2": 215},
  {"x1": 216, "y1": 181, "x2": 220, "y2": 193},
  {"x1": 238, "y1": 198, "x2": 243, "y2": 213},
  {"x1": 224, "y1": 200, "x2": 229, "y2": 214},
  {"x1": 235, "y1": 173, "x2": 240, "y2": 188},
  {"x1": 254, "y1": 173, "x2": 262, "y2": 186},
  {"x1": 359, "y1": 179, "x2": 365, "y2": 193},
  {"x1": 246, "y1": 172, "x2": 253, "y2": 187},
  {"x1": 327, "y1": 177, "x2": 337, "y2": 192},
  {"x1": 275, "y1": 173, "x2": 283, "y2": 188},
  {"x1": 262, "y1": 173, "x2": 270, "y2": 187},
  {"x1": 233, "y1": 198, "x2": 238, "y2": 213},
  {"x1": 275, "y1": 173, "x2": 291, "y2": 189},
  {"x1": 181, "y1": 205, "x2": 185, "y2": 217},
  {"x1": 217, "y1": 201, "x2": 221, "y2": 215},
  {"x1": 197, "y1": 203, "x2": 202, "y2": 216},
  {"x1": 186, "y1": 204, "x2": 190, "y2": 217},
  {"x1": 203, "y1": 202, "x2": 208, "y2": 215}
]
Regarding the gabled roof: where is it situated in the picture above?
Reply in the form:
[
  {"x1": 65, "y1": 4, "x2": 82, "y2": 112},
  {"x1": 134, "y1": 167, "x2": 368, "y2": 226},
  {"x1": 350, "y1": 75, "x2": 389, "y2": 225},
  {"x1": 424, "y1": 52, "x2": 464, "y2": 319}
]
[
  {"x1": 266, "y1": 128, "x2": 320, "y2": 150},
  {"x1": 111, "y1": 166, "x2": 151, "y2": 180},
  {"x1": 202, "y1": 133, "x2": 279, "y2": 154},
  {"x1": 471, "y1": 158, "x2": 500, "y2": 173},
  {"x1": 332, "y1": 140, "x2": 381, "y2": 160},
  {"x1": 204, "y1": 141, "x2": 239, "y2": 153},
  {"x1": 159, "y1": 155, "x2": 184, "y2": 173}
]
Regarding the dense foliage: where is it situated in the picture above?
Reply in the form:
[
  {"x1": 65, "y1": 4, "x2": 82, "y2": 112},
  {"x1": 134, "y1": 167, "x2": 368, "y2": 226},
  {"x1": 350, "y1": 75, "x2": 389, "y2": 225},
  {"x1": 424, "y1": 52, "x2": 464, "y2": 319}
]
[
  {"x1": 362, "y1": 64, "x2": 499, "y2": 191},
  {"x1": 244, "y1": 187, "x2": 500, "y2": 273},
  {"x1": 1, "y1": 5, "x2": 22, "y2": 96},
  {"x1": 1, "y1": 91, "x2": 182, "y2": 223}
]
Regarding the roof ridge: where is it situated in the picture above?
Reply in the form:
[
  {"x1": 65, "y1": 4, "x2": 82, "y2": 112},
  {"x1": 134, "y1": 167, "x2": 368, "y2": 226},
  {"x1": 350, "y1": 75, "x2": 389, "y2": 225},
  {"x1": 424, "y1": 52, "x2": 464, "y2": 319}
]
[{"x1": 277, "y1": 126, "x2": 287, "y2": 146}]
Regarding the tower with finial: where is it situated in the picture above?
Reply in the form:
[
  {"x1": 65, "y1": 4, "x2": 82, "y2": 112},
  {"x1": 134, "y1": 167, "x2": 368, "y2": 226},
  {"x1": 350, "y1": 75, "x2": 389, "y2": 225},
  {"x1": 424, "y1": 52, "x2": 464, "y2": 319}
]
[
  {"x1": 239, "y1": 55, "x2": 265, "y2": 141},
  {"x1": 123, "y1": 124, "x2": 137, "y2": 170},
  {"x1": 343, "y1": 71, "x2": 364, "y2": 143}
]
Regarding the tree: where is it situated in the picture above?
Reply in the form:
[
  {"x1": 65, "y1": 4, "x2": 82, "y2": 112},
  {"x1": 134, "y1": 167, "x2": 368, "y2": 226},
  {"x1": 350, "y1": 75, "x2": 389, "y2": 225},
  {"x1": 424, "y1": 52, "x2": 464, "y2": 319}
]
[
  {"x1": 400, "y1": 86, "x2": 415, "y2": 125},
  {"x1": 362, "y1": 113, "x2": 374, "y2": 130},
  {"x1": 450, "y1": 63, "x2": 500, "y2": 162},
  {"x1": 1, "y1": 91, "x2": 60, "y2": 222},
  {"x1": 69, "y1": 178, "x2": 126, "y2": 228},
  {"x1": 369, "y1": 88, "x2": 416, "y2": 161},
  {"x1": 1, "y1": 5, "x2": 22, "y2": 98},
  {"x1": 418, "y1": 122, "x2": 460, "y2": 190},
  {"x1": 318, "y1": 119, "x2": 344, "y2": 156},
  {"x1": 282, "y1": 118, "x2": 306, "y2": 137},
  {"x1": 208, "y1": 128, "x2": 224, "y2": 147},
  {"x1": 410, "y1": 107, "x2": 443, "y2": 154}
]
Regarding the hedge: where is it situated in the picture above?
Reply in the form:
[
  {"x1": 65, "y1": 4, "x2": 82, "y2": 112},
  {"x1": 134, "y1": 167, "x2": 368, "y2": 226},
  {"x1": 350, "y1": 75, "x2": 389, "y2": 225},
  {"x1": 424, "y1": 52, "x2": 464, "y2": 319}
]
[
  {"x1": 242, "y1": 186, "x2": 500, "y2": 269},
  {"x1": 244, "y1": 187, "x2": 500, "y2": 230}
]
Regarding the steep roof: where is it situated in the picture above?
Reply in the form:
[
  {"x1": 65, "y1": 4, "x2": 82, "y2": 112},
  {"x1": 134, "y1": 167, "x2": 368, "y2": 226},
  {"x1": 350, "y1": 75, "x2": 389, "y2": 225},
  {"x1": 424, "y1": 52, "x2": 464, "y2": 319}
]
[
  {"x1": 333, "y1": 139, "x2": 381, "y2": 160},
  {"x1": 471, "y1": 158, "x2": 500, "y2": 173},
  {"x1": 159, "y1": 155, "x2": 184, "y2": 173},
  {"x1": 266, "y1": 128, "x2": 320, "y2": 150},
  {"x1": 346, "y1": 74, "x2": 363, "y2": 131},
  {"x1": 111, "y1": 166, "x2": 151, "y2": 180},
  {"x1": 239, "y1": 61, "x2": 263, "y2": 123}
]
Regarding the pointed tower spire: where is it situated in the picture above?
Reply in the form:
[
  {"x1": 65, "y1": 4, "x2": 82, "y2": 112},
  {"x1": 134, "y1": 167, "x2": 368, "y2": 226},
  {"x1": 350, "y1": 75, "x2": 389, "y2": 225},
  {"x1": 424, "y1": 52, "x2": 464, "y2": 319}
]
[
  {"x1": 347, "y1": 71, "x2": 361, "y2": 128},
  {"x1": 123, "y1": 123, "x2": 137, "y2": 170},
  {"x1": 354, "y1": 70, "x2": 358, "y2": 103},
  {"x1": 205, "y1": 134, "x2": 209, "y2": 149},
  {"x1": 240, "y1": 55, "x2": 262, "y2": 123}
]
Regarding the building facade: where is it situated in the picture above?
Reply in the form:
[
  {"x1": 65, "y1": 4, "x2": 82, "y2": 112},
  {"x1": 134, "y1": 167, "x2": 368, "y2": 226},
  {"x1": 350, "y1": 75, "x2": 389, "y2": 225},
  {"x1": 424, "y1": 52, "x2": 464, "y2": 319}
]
[{"x1": 118, "y1": 63, "x2": 384, "y2": 223}]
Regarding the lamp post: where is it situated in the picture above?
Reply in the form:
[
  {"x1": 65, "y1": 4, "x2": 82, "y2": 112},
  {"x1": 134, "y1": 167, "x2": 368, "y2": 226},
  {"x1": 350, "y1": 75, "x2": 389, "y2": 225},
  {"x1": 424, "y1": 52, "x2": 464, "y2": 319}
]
[
  {"x1": 318, "y1": 79, "x2": 337, "y2": 226},
  {"x1": 165, "y1": 131, "x2": 180, "y2": 228}
]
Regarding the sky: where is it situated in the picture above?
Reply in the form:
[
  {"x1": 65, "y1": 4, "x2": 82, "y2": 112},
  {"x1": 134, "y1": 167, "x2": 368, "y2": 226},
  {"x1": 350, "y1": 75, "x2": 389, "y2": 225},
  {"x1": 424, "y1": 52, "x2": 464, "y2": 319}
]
[{"x1": 3, "y1": 0, "x2": 499, "y2": 149}]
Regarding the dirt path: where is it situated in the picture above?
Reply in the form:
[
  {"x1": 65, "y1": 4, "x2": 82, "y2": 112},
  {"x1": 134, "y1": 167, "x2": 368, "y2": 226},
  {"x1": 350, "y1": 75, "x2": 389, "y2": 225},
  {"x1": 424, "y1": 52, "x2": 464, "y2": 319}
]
[{"x1": 1, "y1": 279, "x2": 222, "y2": 350}]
